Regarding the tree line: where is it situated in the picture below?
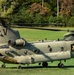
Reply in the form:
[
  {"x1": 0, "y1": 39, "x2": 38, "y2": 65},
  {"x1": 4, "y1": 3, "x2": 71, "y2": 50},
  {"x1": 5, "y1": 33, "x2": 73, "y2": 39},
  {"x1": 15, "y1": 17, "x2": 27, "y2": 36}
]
[{"x1": 0, "y1": 0, "x2": 74, "y2": 27}]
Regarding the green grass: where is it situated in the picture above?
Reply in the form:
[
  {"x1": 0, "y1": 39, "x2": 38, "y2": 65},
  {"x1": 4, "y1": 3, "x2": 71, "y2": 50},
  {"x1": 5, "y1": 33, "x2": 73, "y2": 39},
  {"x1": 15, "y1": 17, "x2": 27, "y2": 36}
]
[
  {"x1": 0, "y1": 27, "x2": 74, "y2": 75},
  {"x1": 0, "y1": 60, "x2": 74, "y2": 75},
  {"x1": 48, "y1": 27, "x2": 74, "y2": 30},
  {"x1": 16, "y1": 28, "x2": 66, "y2": 42},
  {"x1": 0, "y1": 68, "x2": 74, "y2": 75}
]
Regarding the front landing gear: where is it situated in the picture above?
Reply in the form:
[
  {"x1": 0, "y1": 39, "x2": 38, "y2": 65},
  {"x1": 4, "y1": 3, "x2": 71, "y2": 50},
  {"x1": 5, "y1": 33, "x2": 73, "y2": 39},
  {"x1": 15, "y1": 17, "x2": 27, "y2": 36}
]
[
  {"x1": 1, "y1": 63, "x2": 6, "y2": 68},
  {"x1": 58, "y1": 62, "x2": 64, "y2": 68}
]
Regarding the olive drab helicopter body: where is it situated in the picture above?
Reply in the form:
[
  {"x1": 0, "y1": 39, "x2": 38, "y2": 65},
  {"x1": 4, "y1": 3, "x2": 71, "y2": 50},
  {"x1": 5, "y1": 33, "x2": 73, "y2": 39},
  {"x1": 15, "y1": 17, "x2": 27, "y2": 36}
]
[{"x1": 0, "y1": 18, "x2": 74, "y2": 68}]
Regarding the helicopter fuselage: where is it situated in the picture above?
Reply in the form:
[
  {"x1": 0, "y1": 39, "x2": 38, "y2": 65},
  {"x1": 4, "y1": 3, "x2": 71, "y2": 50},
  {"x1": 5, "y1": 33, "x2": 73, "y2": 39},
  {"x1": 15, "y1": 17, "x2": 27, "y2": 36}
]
[
  {"x1": 0, "y1": 18, "x2": 74, "y2": 68},
  {"x1": 0, "y1": 40, "x2": 74, "y2": 64}
]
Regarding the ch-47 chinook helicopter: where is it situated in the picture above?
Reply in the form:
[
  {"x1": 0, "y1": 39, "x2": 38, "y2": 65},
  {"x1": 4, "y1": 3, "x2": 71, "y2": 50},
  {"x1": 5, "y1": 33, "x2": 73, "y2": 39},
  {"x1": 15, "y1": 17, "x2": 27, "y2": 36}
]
[{"x1": 0, "y1": 18, "x2": 74, "y2": 69}]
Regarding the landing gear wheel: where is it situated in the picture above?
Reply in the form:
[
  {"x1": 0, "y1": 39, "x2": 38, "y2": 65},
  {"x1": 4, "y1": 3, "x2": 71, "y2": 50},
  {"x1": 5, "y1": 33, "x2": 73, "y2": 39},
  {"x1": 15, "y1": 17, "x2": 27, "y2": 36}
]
[
  {"x1": 42, "y1": 62, "x2": 48, "y2": 67},
  {"x1": 38, "y1": 63, "x2": 41, "y2": 66},
  {"x1": 58, "y1": 62, "x2": 64, "y2": 68},
  {"x1": 1, "y1": 64, "x2": 6, "y2": 68},
  {"x1": 17, "y1": 65, "x2": 22, "y2": 69}
]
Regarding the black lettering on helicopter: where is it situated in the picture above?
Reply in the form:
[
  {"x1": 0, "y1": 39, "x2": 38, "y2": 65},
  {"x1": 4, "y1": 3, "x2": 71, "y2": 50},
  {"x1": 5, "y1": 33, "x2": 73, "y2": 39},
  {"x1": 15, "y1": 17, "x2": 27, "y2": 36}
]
[
  {"x1": 2, "y1": 29, "x2": 7, "y2": 35},
  {"x1": 0, "y1": 31, "x2": 3, "y2": 37}
]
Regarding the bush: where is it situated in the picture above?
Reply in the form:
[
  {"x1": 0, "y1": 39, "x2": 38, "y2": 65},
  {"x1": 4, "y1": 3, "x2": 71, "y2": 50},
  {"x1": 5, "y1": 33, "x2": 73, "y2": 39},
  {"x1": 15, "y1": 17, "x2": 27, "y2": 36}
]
[
  {"x1": 68, "y1": 16, "x2": 74, "y2": 27},
  {"x1": 49, "y1": 16, "x2": 57, "y2": 23}
]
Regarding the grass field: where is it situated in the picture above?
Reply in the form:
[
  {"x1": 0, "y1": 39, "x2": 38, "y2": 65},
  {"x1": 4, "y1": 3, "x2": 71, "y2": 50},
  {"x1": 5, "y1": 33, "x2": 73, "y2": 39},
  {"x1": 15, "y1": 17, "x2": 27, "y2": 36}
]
[
  {"x1": 17, "y1": 28, "x2": 66, "y2": 41},
  {"x1": 0, "y1": 27, "x2": 74, "y2": 75}
]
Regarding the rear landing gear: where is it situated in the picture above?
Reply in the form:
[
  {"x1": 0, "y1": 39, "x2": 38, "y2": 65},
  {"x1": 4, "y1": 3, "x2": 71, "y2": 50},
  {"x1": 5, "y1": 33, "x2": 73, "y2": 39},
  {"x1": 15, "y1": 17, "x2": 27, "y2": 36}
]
[
  {"x1": 17, "y1": 65, "x2": 22, "y2": 69},
  {"x1": 17, "y1": 64, "x2": 22, "y2": 69},
  {"x1": 42, "y1": 62, "x2": 48, "y2": 67},
  {"x1": 1, "y1": 63, "x2": 6, "y2": 68},
  {"x1": 58, "y1": 62, "x2": 64, "y2": 68}
]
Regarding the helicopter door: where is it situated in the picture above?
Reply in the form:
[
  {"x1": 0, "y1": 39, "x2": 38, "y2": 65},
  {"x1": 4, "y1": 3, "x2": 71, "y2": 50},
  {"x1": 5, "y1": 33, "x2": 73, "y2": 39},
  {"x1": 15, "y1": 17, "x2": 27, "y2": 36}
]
[
  {"x1": 71, "y1": 44, "x2": 74, "y2": 52},
  {"x1": 71, "y1": 44, "x2": 74, "y2": 58}
]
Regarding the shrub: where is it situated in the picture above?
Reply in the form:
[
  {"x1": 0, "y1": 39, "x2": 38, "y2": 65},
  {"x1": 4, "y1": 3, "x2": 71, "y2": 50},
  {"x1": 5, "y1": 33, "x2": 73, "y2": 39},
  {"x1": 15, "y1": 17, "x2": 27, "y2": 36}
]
[{"x1": 68, "y1": 16, "x2": 74, "y2": 27}]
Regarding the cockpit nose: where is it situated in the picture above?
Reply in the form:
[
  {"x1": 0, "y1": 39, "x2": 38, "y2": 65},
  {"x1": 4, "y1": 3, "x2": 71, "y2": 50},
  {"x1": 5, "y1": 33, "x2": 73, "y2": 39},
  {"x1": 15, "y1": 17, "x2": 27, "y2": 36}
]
[{"x1": 64, "y1": 32, "x2": 74, "y2": 41}]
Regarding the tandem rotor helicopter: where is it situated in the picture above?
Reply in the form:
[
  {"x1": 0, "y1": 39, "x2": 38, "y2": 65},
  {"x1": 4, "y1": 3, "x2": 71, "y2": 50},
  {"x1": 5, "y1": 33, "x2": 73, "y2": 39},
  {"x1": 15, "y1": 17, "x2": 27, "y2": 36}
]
[{"x1": 0, "y1": 17, "x2": 74, "y2": 69}]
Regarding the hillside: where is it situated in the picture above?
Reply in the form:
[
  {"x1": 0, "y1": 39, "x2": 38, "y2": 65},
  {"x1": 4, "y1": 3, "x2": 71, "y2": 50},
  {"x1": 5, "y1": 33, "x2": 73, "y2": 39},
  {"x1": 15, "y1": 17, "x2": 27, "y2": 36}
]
[{"x1": 0, "y1": 0, "x2": 74, "y2": 27}]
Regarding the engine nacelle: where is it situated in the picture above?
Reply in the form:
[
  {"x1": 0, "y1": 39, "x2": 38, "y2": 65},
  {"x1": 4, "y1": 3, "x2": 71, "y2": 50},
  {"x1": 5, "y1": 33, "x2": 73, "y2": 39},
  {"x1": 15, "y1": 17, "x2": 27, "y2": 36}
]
[
  {"x1": 8, "y1": 39, "x2": 25, "y2": 46},
  {"x1": 15, "y1": 39, "x2": 25, "y2": 46}
]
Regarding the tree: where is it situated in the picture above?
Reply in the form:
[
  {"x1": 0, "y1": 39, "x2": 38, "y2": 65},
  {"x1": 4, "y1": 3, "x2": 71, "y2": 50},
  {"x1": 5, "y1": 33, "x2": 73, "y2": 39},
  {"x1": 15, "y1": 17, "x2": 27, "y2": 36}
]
[
  {"x1": 0, "y1": 0, "x2": 73, "y2": 27},
  {"x1": 0, "y1": 0, "x2": 18, "y2": 17}
]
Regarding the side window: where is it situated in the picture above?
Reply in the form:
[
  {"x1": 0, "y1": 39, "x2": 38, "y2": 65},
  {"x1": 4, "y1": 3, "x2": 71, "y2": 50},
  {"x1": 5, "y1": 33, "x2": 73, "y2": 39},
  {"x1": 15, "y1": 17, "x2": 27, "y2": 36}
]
[
  {"x1": 71, "y1": 44, "x2": 74, "y2": 52},
  {"x1": 61, "y1": 47, "x2": 64, "y2": 51},
  {"x1": 48, "y1": 45, "x2": 52, "y2": 52},
  {"x1": 49, "y1": 48, "x2": 52, "y2": 52}
]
